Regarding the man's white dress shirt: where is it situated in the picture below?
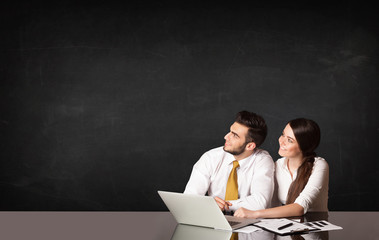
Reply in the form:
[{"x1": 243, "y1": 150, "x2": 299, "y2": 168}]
[
  {"x1": 274, "y1": 157, "x2": 329, "y2": 213},
  {"x1": 184, "y1": 146, "x2": 275, "y2": 211}
]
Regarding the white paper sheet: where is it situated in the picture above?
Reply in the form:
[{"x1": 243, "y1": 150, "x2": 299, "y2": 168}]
[{"x1": 304, "y1": 220, "x2": 343, "y2": 231}]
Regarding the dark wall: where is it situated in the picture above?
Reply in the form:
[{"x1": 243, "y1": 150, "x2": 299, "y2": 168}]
[{"x1": 1, "y1": 2, "x2": 378, "y2": 211}]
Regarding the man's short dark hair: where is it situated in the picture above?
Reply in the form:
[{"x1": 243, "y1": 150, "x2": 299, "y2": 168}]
[{"x1": 235, "y1": 111, "x2": 267, "y2": 148}]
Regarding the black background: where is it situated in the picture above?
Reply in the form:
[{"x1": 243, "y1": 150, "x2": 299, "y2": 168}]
[{"x1": 1, "y1": 2, "x2": 378, "y2": 211}]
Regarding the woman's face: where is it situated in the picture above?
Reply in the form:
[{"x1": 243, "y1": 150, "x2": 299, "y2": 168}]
[{"x1": 278, "y1": 124, "x2": 302, "y2": 159}]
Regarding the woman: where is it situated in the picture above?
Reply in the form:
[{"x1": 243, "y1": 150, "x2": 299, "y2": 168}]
[{"x1": 234, "y1": 118, "x2": 329, "y2": 218}]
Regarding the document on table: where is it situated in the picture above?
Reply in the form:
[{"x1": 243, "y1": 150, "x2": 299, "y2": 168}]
[
  {"x1": 253, "y1": 218, "x2": 318, "y2": 235},
  {"x1": 304, "y1": 220, "x2": 343, "y2": 231}
]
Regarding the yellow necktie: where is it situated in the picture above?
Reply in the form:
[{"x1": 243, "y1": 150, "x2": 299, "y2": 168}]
[
  {"x1": 225, "y1": 160, "x2": 239, "y2": 201},
  {"x1": 230, "y1": 232, "x2": 239, "y2": 240}
]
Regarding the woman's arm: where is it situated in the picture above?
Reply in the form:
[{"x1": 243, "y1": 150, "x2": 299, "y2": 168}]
[{"x1": 234, "y1": 203, "x2": 304, "y2": 219}]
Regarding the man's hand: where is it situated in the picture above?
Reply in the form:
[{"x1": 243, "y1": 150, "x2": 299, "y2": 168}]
[{"x1": 214, "y1": 197, "x2": 232, "y2": 211}]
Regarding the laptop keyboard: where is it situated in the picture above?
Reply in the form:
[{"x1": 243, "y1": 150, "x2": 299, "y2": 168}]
[{"x1": 228, "y1": 221, "x2": 241, "y2": 226}]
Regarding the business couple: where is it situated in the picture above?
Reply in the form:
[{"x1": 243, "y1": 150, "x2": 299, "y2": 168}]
[{"x1": 184, "y1": 111, "x2": 329, "y2": 219}]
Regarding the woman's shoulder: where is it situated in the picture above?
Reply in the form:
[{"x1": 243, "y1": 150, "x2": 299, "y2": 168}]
[
  {"x1": 313, "y1": 156, "x2": 329, "y2": 169},
  {"x1": 275, "y1": 157, "x2": 286, "y2": 168},
  {"x1": 276, "y1": 156, "x2": 286, "y2": 163},
  {"x1": 314, "y1": 156, "x2": 327, "y2": 163}
]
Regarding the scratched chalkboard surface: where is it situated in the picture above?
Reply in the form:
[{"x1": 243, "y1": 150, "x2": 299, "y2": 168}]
[{"x1": 0, "y1": 2, "x2": 378, "y2": 210}]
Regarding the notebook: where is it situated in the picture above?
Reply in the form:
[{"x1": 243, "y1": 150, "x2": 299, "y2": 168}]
[{"x1": 157, "y1": 190, "x2": 259, "y2": 231}]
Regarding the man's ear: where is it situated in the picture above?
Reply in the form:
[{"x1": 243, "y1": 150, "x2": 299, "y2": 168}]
[{"x1": 246, "y1": 142, "x2": 256, "y2": 151}]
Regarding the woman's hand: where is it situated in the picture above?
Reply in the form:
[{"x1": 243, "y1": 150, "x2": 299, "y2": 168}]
[{"x1": 234, "y1": 207, "x2": 260, "y2": 218}]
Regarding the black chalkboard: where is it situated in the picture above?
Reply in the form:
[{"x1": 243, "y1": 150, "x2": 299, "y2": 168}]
[{"x1": 0, "y1": 2, "x2": 378, "y2": 210}]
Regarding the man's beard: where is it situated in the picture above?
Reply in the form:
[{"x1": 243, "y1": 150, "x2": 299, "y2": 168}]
[{"x1": 223, "y1": 142, "x2": 248, "y2": 156}]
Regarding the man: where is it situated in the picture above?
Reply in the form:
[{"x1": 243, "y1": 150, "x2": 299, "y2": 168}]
[{"x1": 184, "y1": 111, "x2": 274, "y2": 212}]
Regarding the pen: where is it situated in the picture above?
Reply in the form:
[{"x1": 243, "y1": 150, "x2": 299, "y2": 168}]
[{"x1": 278, "y1": 222, "x2": 293, "y2": 230}]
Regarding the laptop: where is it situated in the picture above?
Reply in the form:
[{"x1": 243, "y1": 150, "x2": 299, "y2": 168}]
[{"x1": 158, "y1": 190, "x2": 259, "y2": 231}]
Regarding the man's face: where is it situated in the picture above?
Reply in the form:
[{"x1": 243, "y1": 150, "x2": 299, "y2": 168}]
[{"x1": 223, "y1": 122, "x2": 250, "y2": 156}]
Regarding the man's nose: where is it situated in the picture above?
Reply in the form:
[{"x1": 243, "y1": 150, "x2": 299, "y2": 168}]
[{"x1": 224, "y1": 132, "x2": 231, "y2": 140}]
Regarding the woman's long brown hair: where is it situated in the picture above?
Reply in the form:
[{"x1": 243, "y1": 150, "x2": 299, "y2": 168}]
[{"x1": 286, "y1": 118, "x2": 321, "y2": 204}]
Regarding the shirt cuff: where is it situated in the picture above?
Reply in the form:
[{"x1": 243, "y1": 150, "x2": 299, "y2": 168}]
[
  {"x1": 228, "y1": 199, "x2": 242, "y2": 211},
  {"x1": 294, "y1": 198, "x2": 308, "y2": 214}
]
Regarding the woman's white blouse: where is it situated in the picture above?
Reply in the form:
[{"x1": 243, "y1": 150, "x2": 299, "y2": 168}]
[{"x1": 274, "y1": 157, "x2": 329, "y2": 213}]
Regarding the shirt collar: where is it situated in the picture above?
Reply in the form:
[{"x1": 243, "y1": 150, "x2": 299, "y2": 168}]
[
  {"x1": 282, "y1": 157, "x2": 288, "y2": 169},
  {"x1": 226, "y1": 150, "x2": 258, "y2": 170},
  {"x1": 283, "y1": 157, "x2": 298, "y2": 176}
]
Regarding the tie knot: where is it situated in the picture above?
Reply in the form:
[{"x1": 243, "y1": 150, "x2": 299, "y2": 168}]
[{"x1": 233, "y1": 160, "x2": 239, "y2": 169}]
